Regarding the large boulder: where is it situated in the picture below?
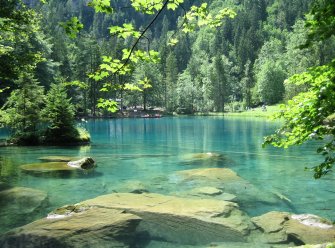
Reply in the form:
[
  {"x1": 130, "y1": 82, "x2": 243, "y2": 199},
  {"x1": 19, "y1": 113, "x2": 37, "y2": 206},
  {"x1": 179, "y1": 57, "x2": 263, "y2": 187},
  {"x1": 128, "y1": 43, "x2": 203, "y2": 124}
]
[
  {"x1": 0, "y1": 206, "x2": 141, "y2": 248},
  {"x1": 251, "y1": 211, "x2": 335, "y2": 245},
  {"x1": 81, "y1": 193, "x2": 254, "y2": 245},
  {"x1": 0, "y1": 187, "x2": 48, "y2": 233}
]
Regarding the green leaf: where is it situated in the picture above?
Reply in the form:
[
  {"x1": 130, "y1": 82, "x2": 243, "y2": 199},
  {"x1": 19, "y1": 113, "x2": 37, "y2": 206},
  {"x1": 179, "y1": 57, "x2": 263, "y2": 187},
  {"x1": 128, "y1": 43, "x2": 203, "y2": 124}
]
[
  {"x1": 88, "y1": 0, "x2": 113, "y2": 14},
  {"x1": 60, "y1": 17, "x2": 83, "y2": 39}
]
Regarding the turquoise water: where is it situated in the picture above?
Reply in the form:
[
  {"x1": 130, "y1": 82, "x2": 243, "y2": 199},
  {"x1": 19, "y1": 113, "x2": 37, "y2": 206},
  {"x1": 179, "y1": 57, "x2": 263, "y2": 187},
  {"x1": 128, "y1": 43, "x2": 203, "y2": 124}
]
[{"x1": 0, "y1": 117, "x2": 334, "y2": 239}]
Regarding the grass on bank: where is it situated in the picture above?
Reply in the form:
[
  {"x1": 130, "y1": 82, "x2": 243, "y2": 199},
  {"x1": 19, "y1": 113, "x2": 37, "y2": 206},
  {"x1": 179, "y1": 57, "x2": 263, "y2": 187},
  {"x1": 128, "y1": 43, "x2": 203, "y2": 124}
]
[{"x1": 193, "y1": 104, "x2": 281, "y2": 118}]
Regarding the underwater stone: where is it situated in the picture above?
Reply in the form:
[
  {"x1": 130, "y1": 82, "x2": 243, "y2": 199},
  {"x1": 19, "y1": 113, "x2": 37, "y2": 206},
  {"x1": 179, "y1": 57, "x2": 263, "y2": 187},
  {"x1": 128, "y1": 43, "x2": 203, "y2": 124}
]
[
  {"x1": 174, "y1": 168, "x2": 278, "y2": 205},
  {"x1": 192, "y1": 186, "x2": 223, "y2": 196},
  {"x1": 38, "y1": 156, "x2": 78, "y2": 162},
  {"x1": 20, "y1": 162, "x2": 77, "y2": 172},
  {"x1": 0, "y1": 187, "x2": 48, "y2": 233},
  {"x1": 116, "y1": 180, "x2": 149, "y2": 194},
  {"x1": 180, "y1": 152, "x2": 229, "y2": 164}
]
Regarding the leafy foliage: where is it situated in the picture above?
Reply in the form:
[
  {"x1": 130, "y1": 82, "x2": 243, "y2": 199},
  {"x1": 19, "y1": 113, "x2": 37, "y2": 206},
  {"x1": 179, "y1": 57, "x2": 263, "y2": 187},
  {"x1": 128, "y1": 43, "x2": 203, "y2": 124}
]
[
  {"x1": 0, "y1": 0, "x2": 47, "y2": 85},
  {"x1": 182, "y1": 3, "x2": 236, "y2": 33},
  {"x1": 263, "y1": 0, "x2": 335, "y2": 178},
  {"x1": 303, "y1": 0, "x2": 335, "y2": 47},
  {"x1": 88, "y1": 0, "x2": 113, "y2": 14},
  {"x1": 263, "y1": 61, "x2": 335, "y2": 178},
  {"x1": 109, "y1": 23, "x2": 141, "y2": 39},
  {"x1": 60, "y1": 17, "x2": 83, "y2": 39}
]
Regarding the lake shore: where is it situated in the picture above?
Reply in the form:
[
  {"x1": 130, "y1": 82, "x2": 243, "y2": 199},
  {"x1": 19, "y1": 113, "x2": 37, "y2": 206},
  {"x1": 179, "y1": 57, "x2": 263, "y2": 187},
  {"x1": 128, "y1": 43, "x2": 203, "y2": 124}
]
[{"x1": 79, "y1": 105, "x2": 281, "y2": 119}]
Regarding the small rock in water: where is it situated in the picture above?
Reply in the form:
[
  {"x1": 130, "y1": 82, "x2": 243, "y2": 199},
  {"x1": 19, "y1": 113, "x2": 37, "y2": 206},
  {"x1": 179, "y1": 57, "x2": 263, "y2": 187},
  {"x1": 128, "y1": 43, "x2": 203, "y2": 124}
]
[
  {"x1": 67, "y1": 157, "x2": 95, "y2": 169},
  {"x1": 291, "y1": 214, "x2": 334, "y2": 229},
  {"x1": 47, "y1": 204, "x2": 90, "y2": 219},
  {"x1": 193, "y1": 186, "x2": 223, "y2": 196}
]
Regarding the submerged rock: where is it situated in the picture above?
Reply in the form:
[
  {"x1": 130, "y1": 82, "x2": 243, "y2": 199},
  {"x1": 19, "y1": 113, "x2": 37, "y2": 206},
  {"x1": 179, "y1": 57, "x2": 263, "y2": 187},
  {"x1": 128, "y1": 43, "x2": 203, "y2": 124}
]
[
  {"x1": 180, "y1": 152, "x2": 231, "y2": 165},
  {"x1": 81, "y1": 193, "x2": 254, "y2": 245},
  {"x1": 21, "y1": 162, "x2": 77, "y2": 172},
  {"x1": 116, "y1": 180, "x2": 149, "y2": 194},
  {"x1": 192, "y1": 186, "x2": 223, "y2": 196},
  {"x1": 251, "y1": 211, "x2": 335, "y2": 245},
  {"x1": 0, "y1": 207, "x2": 141, "y2": 248},
  {"x1": 174, "y1": 168, "x2": 278, "y2": 205},
  {"x1": 67, "y1": 157, "x2": 95, "y2": 169},
  {"x1": 182, "y1": 152, "x2": 223, "y2": 160},
  {"x1": 21, "y1": 158, "x2": 96, "y2": 173},
  {"x1": 38, "y1": 156, "x2": 78, "y2": 162},
  {"x1": 0, "y1": 187, "x2": 48, "y2": 232},
  {"x1": 176, "y1": 167, "x2": 241, "y2": 182}
]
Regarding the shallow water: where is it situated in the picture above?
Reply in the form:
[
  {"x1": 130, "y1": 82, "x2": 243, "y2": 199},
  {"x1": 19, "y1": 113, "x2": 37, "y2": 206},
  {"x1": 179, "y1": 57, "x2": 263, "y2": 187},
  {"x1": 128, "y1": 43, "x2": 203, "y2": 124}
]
[{"x1": 0, "y1": 117, "x2": 334, "y2": 244}]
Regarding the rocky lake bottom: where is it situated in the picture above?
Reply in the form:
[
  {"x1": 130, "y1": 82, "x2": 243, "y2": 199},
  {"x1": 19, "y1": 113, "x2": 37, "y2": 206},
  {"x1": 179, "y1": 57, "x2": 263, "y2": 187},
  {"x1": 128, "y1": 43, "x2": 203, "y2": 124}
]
[{"x1": 0, "y1": 117, "x2": 334, "y2": 247}]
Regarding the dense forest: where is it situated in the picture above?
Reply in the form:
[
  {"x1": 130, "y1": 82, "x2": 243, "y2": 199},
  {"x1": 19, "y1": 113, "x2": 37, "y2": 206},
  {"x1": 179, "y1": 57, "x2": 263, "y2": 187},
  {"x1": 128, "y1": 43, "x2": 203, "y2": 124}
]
[
  {"x1": 2, "y1": 0, "x2": 335, "y2": 116},
  {"x1": 1, "y1": 0, "x2": 335, "y2": 175}
]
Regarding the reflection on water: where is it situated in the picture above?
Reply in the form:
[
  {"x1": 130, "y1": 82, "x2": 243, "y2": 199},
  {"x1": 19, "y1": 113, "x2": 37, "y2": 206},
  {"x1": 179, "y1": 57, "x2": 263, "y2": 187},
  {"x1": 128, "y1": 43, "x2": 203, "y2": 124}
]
[{"x1": 0, "y1": 117, "x2": 334, "y2": 239}]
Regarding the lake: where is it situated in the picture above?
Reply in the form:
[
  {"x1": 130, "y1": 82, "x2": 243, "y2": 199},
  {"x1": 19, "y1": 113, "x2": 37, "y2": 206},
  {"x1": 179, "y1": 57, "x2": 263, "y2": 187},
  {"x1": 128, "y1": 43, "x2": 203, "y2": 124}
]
[{"x1": 0, "y1": 117, "x2": 334, "y2": 245}]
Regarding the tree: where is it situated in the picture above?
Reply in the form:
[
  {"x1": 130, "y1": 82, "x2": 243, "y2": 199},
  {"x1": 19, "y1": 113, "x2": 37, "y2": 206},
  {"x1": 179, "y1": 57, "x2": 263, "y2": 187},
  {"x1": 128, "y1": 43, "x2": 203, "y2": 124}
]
[
  {"x1": 165, "y1": 51, "x2": 178, "y2": 111},
  {"x1": 283, "y1": 20, "x2": 320, "y2": 100},
  {"x1": 241, "y1": 60, "x2": 253, "y2": 108},
  {"x1": 0, "y1": 0, "x2": 49, "y2": 102},
  {"x1": 42, "y1": 82, "x2": 87, "y2": 144},
  {"x1": 254, "y1": 38, "x2": 287, "y2": 104},
  {"x1": 255, "y1": 60, "x2": 286, "y2": 104},
  {"x1": 263, "y1": 0, "x2": 335, "y2": 178},
  {"x1": 0, "y1": 73, "x2": 45, "y2": 144},
  {"x1": 176, "y1": 70, "x2": 195, "y2": 114},
  {"x1": 131, "y1": 61, "x2": 163, "y2": 110},
  {"x1": 83, "y1": 1, "x2": 236, "y2": 112}
]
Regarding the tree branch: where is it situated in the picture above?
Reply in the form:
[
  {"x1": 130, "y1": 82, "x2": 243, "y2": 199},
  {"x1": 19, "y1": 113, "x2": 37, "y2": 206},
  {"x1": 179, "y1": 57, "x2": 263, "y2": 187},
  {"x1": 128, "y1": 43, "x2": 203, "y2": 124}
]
[{"x1": 113, "y1": 0, "x2": 169, "y2": 75}]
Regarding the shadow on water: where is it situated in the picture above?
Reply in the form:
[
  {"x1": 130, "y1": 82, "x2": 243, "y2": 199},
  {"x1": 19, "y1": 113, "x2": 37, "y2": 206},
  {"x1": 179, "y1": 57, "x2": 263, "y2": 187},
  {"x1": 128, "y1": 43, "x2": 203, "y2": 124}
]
[
  {"x1": 239, "y1": 197, "x2": 299, "y2": 217},
  {"x1": 21, "y1": 169, "x2": 103, "y2": 179}
]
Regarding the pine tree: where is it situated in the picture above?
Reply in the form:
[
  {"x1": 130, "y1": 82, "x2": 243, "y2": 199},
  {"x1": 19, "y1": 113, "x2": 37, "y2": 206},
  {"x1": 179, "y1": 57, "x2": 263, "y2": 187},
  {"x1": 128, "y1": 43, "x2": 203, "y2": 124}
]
[
  {"x1": 1, "y1": 73, "x2": 45, "y2": 144},
  {"x1": 42, "y1": 82, "x2": 84, "y2": 144}
]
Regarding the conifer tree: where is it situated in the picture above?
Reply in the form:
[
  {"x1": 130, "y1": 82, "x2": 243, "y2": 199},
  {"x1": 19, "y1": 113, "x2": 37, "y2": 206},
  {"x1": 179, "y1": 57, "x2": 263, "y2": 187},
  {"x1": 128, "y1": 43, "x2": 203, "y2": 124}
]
[
  {"x1": 1, "y1": 73, "x2": 45, "y2": 144},
  {"x1": 42, "y1": 82, "x2": 81, "y2": 144}
]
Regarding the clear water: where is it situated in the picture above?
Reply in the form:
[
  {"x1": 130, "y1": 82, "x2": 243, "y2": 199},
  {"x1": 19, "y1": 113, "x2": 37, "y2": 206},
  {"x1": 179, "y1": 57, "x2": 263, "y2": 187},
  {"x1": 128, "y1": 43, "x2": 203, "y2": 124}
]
[{"x1": 0, "y1": 117, "x2": 334, "y2": 242}]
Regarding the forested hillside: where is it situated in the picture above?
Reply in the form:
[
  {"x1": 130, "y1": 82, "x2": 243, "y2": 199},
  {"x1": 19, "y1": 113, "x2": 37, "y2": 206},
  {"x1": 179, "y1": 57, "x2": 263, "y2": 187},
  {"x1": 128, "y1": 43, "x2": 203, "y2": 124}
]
[{"x1": 1, "y1": 0, "x2": 335, "y2": 116}]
